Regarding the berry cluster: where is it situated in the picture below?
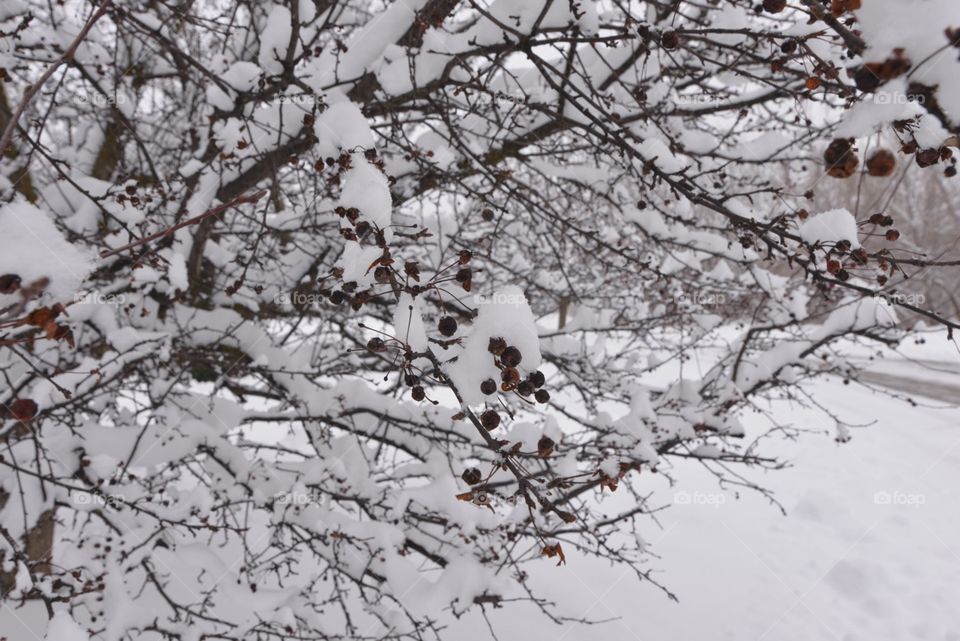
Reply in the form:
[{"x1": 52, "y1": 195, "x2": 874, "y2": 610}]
[{"x1": 474, "y1": 337, "x2": 551, "y2": 432}]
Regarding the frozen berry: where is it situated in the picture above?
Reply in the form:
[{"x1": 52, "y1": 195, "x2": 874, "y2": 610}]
[
  {"x1": 367, "y1": 337, "x2": 386, "y2": 352},
  {"x1": 455, "y1": 268, "x2": 471, "y2": 283},
  {"x1": 501, "y1": 346, "x2": 522, "y2": 367},
  {"x1": 438, "y1": 316, "x2": 457, "y2": 337},
  {"x1": 501, "y1": 367, "x2": 521, "y2": 387},
  {"x1": 461, "y1": 468, "x2": 482, "y2": 485},
  {"x1": 480, "y1": 410, "x2": 500, "y2": 430},
  {"x1": 866, "y1": 149, "x2": 895, "y2": 177},
  {"x1": 827, "y1": 259, "x2": 842, "y2": 274},
  {"x1": 534, "y1": 389, "x2": 551, "y2": 404},
  {"x1": 537, "y1": 436, "x2": 555, "y2": 458},
  {"x1": 404, "y1": 373, "x2": 419, "y2": 387},
  {"x1": 824, "y1": 139, "x2": 858, "y2": 179},
  {"x1": 529, "y1": 370, "x2": 546, "y2": 388},
  {"x1": 488, "y1": 337, "x2": 507, "y2": 355},
  {"x1": 374, "y1": 266, "x2": 391, "y2": 283},
  {"x1": 885, "y1": 229, "x2": 900, "y2": 241},
  {"x1": 411, "y1": 386, "x2": 425, "y2": 401},
  {"x1": 915, "y1": 148, "x2": 940, "y2": 167},
  {"x1": 480, "y1": 379, "x2": 497, "y2": 395},
  {"x1": 481, "y1": 208, "x2": 494, "y2": 221},
  {"x1": 853, "y1": 66, "x2": 881, "y2": 92},
  {"x1": 8, "y1": 398, "x2": 38, "y2": 422},
  {"x1": 0, "y1": 274, "x2": 21, "y2": 294},
  {"x1": 517, "y1": 380, "x2": 534, "y2": 396},
  {"x1": 661, "y1": 31, "x2": 679, "y2": 50},
  {"x1": 763, "y1": 0, "x2": 786, "y2": 12},
  {"x1": 780, "y1": 39, "x2": 797, "y2": 54}
]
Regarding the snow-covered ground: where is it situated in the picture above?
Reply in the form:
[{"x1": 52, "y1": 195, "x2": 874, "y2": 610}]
[
  {"x1": 4, "y1": 345, "x2": 959, "y2": 641},
  {"x1": 444, "y1": 351, "x2": 960, "y2": 641}
]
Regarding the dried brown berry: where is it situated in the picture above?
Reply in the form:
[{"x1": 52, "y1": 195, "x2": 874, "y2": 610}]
[
  {"x1": 537, "y1": 436, "x2": 555, "y2": 458},
  {"x1": 661, "y1": 31, "x2": 680, "y2": 50},
  {"x1": 763, "y1": 0, "x2": 786, "y2": 12},
  {"x1": 455, "y1": 268, "x2": 471, "y2": 283},
  {"x1": 780, "y1": 39, "x2": 798, "y2": 54},
  {"x1": 374, "y1": 266, "x2": 392, "y2": 283},
  {"x1": 517, "y1": 380, "x2": 534, "y2": 396},
  {"x1": 411, "y1": 386, "x2": 426, "y2": 401},
  {"x1": 480, "y1": 410, "x2": 500, "y2": 430},
  {"x1": 500, "y1": 346, "x2": 522, "y2": 367},
  {"x1": 885, "y1": 229, "x2": 900, "y2": 241},
  {"x1": 8, "y1": 398, "x2": 38, "y2": 422},
  {"x1": 534, "y1": 389, "x2": 551, "y2": 404},
  {"x1": 827, "y1": 259, "x2": 842, "y2": 274},
  {"x1": 480, "y1": 379, "x2": 497, "y2": 395},
  {"x1": 915, "y1": 148, "x2": 940, "y2": 168},
  {"x1": 488, "y1": 337, "x2": 507, "y2": 355},
  {"x1": 367, "y1": 337, "x2": 386, "y2": 352},
  {"x1": 438, "y1": 316, "x2": 457, "y2": 337},
  {"x1": 481, "y1": 208, "x2": 495, "y2": 221},
  {"x1": 0, "y1": 274, "x2": 21, "y2": 294},
  {"x1": 824, "y1": 138, "x2": 858, "y2": 178},
  {"x1": 461, "y1": 468, "x2": 482, "y2": 485},
  {"x1": 866, "y1": 149, "x2": 896, "y2": 177},
  {"x1": 529, "y1": 370, "x2": 546, "y2": 388},
  {"x1": 501, "y1": 367, "x2": 521, "y2": 387},
  {"x1": 853, "y1": 66, "x2": 881, "y2": 92}
]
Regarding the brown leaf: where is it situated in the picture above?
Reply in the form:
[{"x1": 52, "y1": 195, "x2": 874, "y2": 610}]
[{"x1": 542, "y1": 542, "x2": 566, "y2": 566}]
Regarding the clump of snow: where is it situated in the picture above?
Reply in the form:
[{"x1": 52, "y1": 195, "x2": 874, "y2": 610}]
[
  {"x1": 446, "y1": 286, "x2": 542, "y2": 405},
  {"x1": 338, "y1": 154, "x2": 392, "y2": 229},
  {"x1": 799, "y1": 209, "x2": 860, "y2": 249},
  {"x1": 318, "y1": 100, "x2": 375, "y2": 152},
  {"x1": 0, "y1": 202, "x2": 95, "y2": 302},
  {"x1": 258, "y1": 4, "x2": 292, "y2": 76},
  {"x1": 222, "y1": 61, "x2": 262, "y2": 92}
]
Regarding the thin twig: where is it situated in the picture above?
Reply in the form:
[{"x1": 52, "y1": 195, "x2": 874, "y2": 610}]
[{"x1": 99, "y1": 189, "x2": 268, "y2": 259}]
